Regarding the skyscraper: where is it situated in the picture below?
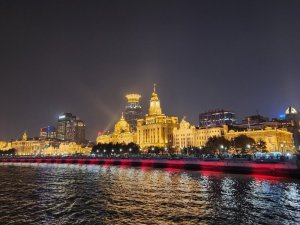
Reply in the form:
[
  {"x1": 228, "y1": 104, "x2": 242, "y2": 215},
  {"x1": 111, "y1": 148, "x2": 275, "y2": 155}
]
[
  {"x1": 199, "y1": 109, "x2": 236, "y2": 127},
  {"x1": 40, "y1": 126, "x2": 57, "y2": 140},
  {"x1": 124, "y1": 94, "x2": 142, "y2": 131},
  {"x1": 57, "y1": 113, "x2": 86, "y2": 143}
]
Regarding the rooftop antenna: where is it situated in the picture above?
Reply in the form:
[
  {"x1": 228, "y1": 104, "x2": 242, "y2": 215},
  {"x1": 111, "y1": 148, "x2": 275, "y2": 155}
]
[{"x1": 247, "y1": 117, "x2": 251, "y2": 130}]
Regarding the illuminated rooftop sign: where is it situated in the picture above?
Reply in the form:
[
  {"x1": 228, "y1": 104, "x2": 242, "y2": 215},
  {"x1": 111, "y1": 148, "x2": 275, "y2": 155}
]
[{"x1": 59, "y1": 115, "x2": 66, "y2": 119}]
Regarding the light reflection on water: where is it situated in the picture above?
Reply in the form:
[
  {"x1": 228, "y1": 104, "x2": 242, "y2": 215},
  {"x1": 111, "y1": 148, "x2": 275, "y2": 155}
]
[{"x1": 0, "y1": 163, "x2": 299, "y2": 225}]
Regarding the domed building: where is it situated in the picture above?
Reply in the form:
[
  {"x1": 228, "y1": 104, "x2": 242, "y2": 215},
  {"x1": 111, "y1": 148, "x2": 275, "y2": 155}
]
[
  {"x1": 285, "y1": 106, "x2": 300, "y2": 121},
  {"x1": 285, "y1": 106, "x2": 299, "y2": 115},
  {"x1": 96, "y1": 113, "x2": 137, "y2": 144},
  {"x1": 114, "y1": 112, "x2": 130, "y2": 134}
]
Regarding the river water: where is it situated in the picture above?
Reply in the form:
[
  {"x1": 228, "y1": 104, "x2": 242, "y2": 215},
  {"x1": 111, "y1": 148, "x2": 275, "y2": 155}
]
[{"x1": 0, "y1": 163, "x2": 299, "y2": 225}]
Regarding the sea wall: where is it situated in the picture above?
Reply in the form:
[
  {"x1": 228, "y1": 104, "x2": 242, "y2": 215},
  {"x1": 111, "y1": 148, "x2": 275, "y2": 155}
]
[{"x1": 0, "y1": 158, "x2": 299, "y2": 178}]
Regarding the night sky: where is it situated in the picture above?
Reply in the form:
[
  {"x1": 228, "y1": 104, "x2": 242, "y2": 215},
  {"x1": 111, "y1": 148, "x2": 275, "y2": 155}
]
[{"x1": 1, "y1": 0, "x2": 300, "y2": 141}]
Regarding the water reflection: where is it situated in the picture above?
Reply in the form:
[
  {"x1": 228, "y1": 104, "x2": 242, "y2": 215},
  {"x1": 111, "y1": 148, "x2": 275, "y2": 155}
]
[{"x1": 0, "y1": 163, "x2": 299, "y2": 225}]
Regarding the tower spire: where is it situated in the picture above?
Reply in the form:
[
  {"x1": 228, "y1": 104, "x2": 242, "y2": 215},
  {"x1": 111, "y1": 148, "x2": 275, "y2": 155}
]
[
  {"x1": 149, "y1": 84, "x2": 162, "y2": 115},
  {"x1": 22, "y1": 130, "x2": 27, "y2": 141}
]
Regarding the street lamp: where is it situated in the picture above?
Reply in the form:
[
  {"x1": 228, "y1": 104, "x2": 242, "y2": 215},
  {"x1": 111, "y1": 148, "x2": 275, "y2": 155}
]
[
  {"x1": 280, "y1": 143, "x2": 284, "y2": 153},
  {"x1": 220, "y1": 144, "x2": 224, "y2": 152}
]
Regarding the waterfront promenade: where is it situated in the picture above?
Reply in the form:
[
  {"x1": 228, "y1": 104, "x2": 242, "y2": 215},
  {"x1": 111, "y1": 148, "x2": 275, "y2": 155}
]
[{"x1": 1, "y1": 156, "x2": 299, "y2": 179}]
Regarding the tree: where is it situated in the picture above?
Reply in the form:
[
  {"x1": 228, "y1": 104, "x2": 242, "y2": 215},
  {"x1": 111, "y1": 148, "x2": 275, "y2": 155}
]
[
  {"x1": 255, "y1": 139, "x2": 267, "y2": 152},
  {"x1": 0, "y1": 148, "x2": 16, "y2": 156},
  {"x1": 231, "y1": 135, "x2": 256, "y2": 154},
  {"x1": 204, "y1": 136, "x2": 231, "y2": 155},
  {"x1": 147, "y1": 146, "x2": 163, "y2": 154}
]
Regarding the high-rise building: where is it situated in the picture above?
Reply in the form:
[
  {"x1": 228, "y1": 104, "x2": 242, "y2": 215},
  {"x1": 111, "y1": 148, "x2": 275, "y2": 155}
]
[
  {"x1": 57, "y1": 113, "x2": 86, "y2": 143},
  {"x1": 137, "y1": 84, "x2": 178, "y2": 149},
  {"x1": 40, "y1": 126, "x2": 57, "y2": 140},
  {"x1": 124, "y1": 94, "x2": 142, "y2": 131},
  {"x1": 199, "y1": 109, "x2": 236, "y2": 127}
]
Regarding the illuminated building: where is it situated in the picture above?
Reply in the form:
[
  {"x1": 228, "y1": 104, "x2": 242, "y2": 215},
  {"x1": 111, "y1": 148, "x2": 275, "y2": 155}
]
[
  {"x1": 1, "y1": 131, "x2": 90, "y2": 156},
  {"x1": 11, "y1": 131, "x2": 41, "y2": 155},
  {"x1": 40, "y1": 126, "x2": 57, "y2": 140},
  {"x1": 173, "y1": 118, "x2": 196, "y2": 148},
  {"x1": 137, "y1": 84, "x2": 178, "y2": 149},
  {"x1": 225, "y1": 127, "x2": 294, "y2": 152},
  {"x1": 272, "y1": 106, "x2": 300, "y2": 150},
  {"x1": 199, "y1": 109, "x2": 236, "y2": 127},
  {"x1": 0, "y1": 141, "x2": 12, "y2": 150},
  {"x1": 57, "y1": 113, "x2": 86, "y2": 143},
  {"x1": 174, "y1": 117, "x2": 294, "y2": 152},
  {"x1": 173, "y1": 117, "x2": 225, "y2": 148},
  {"x1": 96, "y1": 113, "x2": 137, "y2": 144},
  {"x1": 195, "y1": 126, "x2": 225, "y2": 147},
  {"x1": 42, "y1": 142, "x2": 91, "y2": 156},
  {"x1": 124, "y1": 94, "x2": 142, "y2": 131}
]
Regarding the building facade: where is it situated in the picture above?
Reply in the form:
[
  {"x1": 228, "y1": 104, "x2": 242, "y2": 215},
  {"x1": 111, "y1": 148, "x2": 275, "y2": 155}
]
[
  {"x1": 57, "y1": 113, "x2": 85, "y2": 143},
  {"x1": 0, "y1": 141, "x2": 12, "y2": 150},
  {"x1": 173, "y1": 118, "x2": 294, "y2": 153},
  {"x1": 96, "y1": 113, "x2": 137, "y2": 145},
  {"x1": 124, "y1": 94, "x2": 143, "y2": 131},
  {"x1": 273, "y1": 106, "x2": 300, "y2": 150},
  {"x1": 137, "y1": 85, "x2": 178, "y2": 149},
  {"x1": 40, "y1": 126, "x2": 57, "y2": 140},
  {"x1": 173, "y1": 118, "x2": 196, "y2": 148},
  {"x1": 42, "y1": 142, "x2": 91, "y2": 156},
  {"x1": 199, "y1": 109, "x2": 236, "y2": 127},
  {"x1": 11, "y1": 131, "x2": 41, "y2": 155},
  {"x1": 173, "y1": 118, "x2": 225, "y2": 149},
  {"x1": 194, "y1": 126, "x2": 225, "y2": 147},
  {"x1": 224, "y1": 127, "x2": 294, "y2": 152}
]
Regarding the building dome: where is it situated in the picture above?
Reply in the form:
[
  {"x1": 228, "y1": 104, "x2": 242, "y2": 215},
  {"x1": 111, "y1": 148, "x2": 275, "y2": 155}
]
[
  {"x1": 114, "y1": 113, "x2": 130, "y2": 134},
  {"x1": 179, "y1": 117, "x2": 191, "y2": 129},
  {"x1": 285, "y1": 106, "x2": 298, "y2": 115}
]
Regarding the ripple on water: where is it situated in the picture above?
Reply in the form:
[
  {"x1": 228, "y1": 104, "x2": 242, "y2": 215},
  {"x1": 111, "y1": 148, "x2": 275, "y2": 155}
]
[{"x1": 0, "y1": 163, "x2": 300, "y2": 225}]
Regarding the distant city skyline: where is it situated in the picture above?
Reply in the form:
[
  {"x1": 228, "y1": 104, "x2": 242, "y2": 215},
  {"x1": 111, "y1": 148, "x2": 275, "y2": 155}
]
[
  {"x1": 1, "y1": 0, "x2": 300, "y2": 140},
  {"x1": 1, "y1": 86, "x2": 297, "y2": 141}
]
